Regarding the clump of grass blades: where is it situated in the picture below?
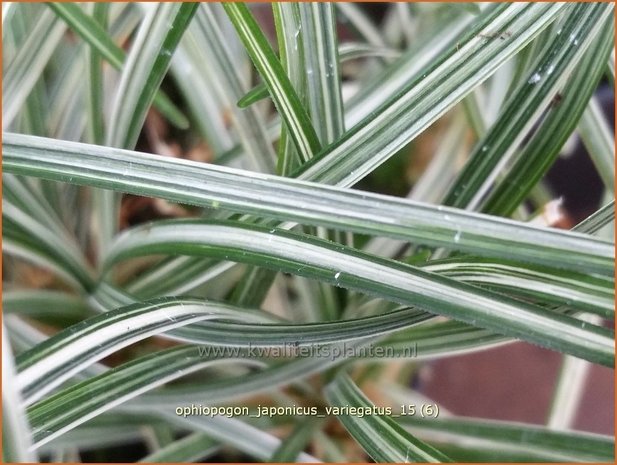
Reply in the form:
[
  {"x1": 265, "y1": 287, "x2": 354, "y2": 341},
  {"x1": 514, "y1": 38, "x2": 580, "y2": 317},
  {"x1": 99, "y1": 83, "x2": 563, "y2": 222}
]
[{"x1": 2, "y1": 2, "x2": 615, "y2": 463}]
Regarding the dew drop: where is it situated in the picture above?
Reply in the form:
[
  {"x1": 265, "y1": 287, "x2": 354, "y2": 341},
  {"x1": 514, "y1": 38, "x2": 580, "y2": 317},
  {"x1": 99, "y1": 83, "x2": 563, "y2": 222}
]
[
  {"x1": 528, "y1": 73, "x2": 541, "y2": 84},
  {"x1": 334, "y1": 271, "x2": 341, "y2": 279}
]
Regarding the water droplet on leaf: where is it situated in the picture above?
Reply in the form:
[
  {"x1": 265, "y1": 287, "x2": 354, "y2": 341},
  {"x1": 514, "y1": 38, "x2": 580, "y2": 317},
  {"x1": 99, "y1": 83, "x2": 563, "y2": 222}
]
[{"x1": 528, "y1": 73, "x2": 541, "y2": 84}]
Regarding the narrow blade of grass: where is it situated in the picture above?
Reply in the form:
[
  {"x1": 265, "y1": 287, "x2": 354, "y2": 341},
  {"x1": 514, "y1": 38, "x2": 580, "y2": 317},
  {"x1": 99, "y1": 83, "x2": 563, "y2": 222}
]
[
  {"x1": 106, "y1": 3, "x2": 197, "y2": 149},
  {"x1": 163, "y1": 413, "x2": 319, "y2": 462},
  {"x1": 573, "y1": 200, "x2": 615, "y2": 234},
  {"x1": 325, "y1": 373, "x2": 452, "y2": 462},
  {"x1": 483, "y1": 17, "x2": 614, "y2": 216},
  {"x1": 3, "y1": 201, "x2": 94, "y2": 290},
  {"x1": 2, "y1": 325, "x2": 38, "y2": 462},
  {"x1": 137, "y1": 433, "x2": 218, "y2": 463},
  {"x1": 46, "y1": 2, "x2": 189, "y2": 129},
  {"x1": 187, "y1": 4, "x2": 276, "y2": 172},
  {"x1": 298, "y1": 3, "x2": 345, "y2": 144},
  {"x1": 399, "y1": 416, "x2": 614, "y2": 462},
  {"x1": 270, "y1": 420, "x2": 320, "y2": 462},
  {"x1": 424, "y1": 258, "x2": 614, "y2": 318},
  {"x1": 3, "y1": 6, "x2": 66, "y2": 127},
  {"x1": 272, "y1": 2, "x2": 305, "y2": 175},
  {"x1": 26, "y1": 346, "x2": 244, "y2": 448},
  {"x1": 444, "y1": 3, "x2": 612, "y2": 210},
  {"x1": 84, "y1": 3, "x2": 108, "y2": 145},
  {"x1": 223, "y1": 2, "x2": 321, "y2": 162},
  {"x1": 578, "y1": 95, "x2": 615, "y2": 192},
  {"x1": 3, "y1": 290, "x2": 89, "y2": 321}
]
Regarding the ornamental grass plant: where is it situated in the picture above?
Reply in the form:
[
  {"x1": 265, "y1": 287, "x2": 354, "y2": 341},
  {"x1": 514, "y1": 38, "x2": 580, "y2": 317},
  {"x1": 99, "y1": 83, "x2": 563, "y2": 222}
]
[{"x1": 2, "y1": 2, "x2": 615, "y2": 463}]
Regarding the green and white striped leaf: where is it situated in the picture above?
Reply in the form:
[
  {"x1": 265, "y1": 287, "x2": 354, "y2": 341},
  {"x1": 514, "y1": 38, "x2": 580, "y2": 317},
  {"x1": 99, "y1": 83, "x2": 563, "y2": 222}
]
[
  {"x1": 15, "y1": 297, "x2": 267, "y2": 405},
  {"x1": 3, "y1": 3, "x2": 615, "y2": 462},
  {"x1": 2, "y1": 325, "x2": 38, "y2": 462},
  {"x1": 298, "y1": 3, "x2": 345, "y2": 145},
  {"x1": 223, "y1": 2, "x2": 321, "y2": 162},
  {"x1": 180, "y1": 4, "x2": 276, "y2": 172},
  {"x1": 4, "y1": 134, "x2": 613, "y2": 275},
  {"x1": 272, "y1": 2, "x2": 306, "y2": 175},
  {"x1": 483, "y1": 18, "x2": 614, "y2": 216},
  {"x1": 39, "y1": 414, "x2": 154, "y2": 454},
  {"x1": 295, "y1": 3, "x2": 567, "y2": 186},
  {"x1": 84, "y1": 2, "x2": 108, "y2": 146},
  {"x1": 325, "y1": 373, "x2": 452, "y2": 462},
  {"x1": 163, "y1": 413, "x2": 320, "y2": 462},
  {"x1": 3, "y1": 202, "x2": 95, "y2": 291},
  {"x1": 579, "y1": 95, "x2": 615, "y2": 192},
  {"x1": 3, "y1": 6, "x2": 66, "y2": 127},
  {"x1": 445, "y1": 3, "x2": 613, "y2": 210},
  {"x1": 106, "y1": 2, "x2": 197, "y2": 150},
  {"x1": 399, "y1": 416, "x2": 615, "y2": 462},
  {"x1": 96, "y1": 2, "x2": 197, "y2": 256},
  {"x1": 126, "y1": 338, "x2": 372, "y2": 409},
  {"x1": 17, "y1": 293, "x2": 433, "y2": 405},
  {"x1": 574, "y1": 200, "x2": 615, "y2": 234},
  {"x1": 3, "y1": 289, "x2": 89, "y2": 321},
  {"x1": 47, "y1": 2, "x2": 189, "y2": 129},
  {"x1": 270, "y1": 419, "x2": 321, "y2": 462},
  {"x1": 26, "y1": 346, "x2": 245, "y2": 448},
  {"x1": 423, "y1": 258, "x2": 614, "y2": 318},
  {"x1": 102, "y1": 219, "x2": 613, "y2": 366},
  {"x1": 138, "y1": 433, "x2": 218, "y2": 463}
]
